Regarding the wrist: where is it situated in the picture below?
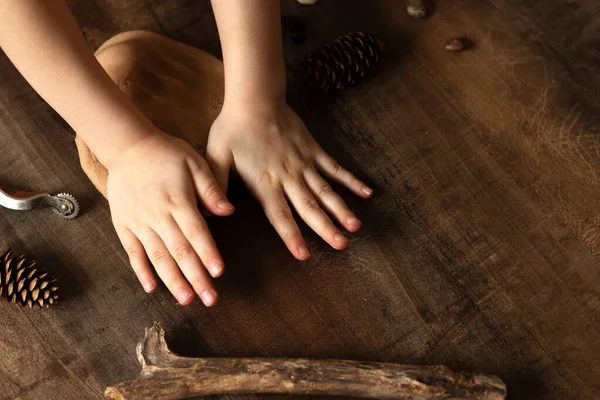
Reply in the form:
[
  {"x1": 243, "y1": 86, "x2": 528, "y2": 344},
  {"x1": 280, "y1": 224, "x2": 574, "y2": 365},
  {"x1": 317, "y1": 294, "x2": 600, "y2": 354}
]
[
  {"x1": 73, "y1": 90, "x2": 165, "y2": 169},
  {"x1": 223, "y1": 83, "x2": 286, "y2": 111},
  {"x1": 92, "y1": 122, "x2": 163, "y2": 170},
  {"x1": 222, "y1": 56, "x2": 287, "y2": 110},
  {"x1": 222, "y1": 86, "x2": 288, "y2": 116}
]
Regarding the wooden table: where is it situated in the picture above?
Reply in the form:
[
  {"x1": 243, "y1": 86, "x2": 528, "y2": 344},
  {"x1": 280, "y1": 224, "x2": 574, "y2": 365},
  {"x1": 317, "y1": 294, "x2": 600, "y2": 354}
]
[{"x1": 1, "y1": 1, "x2": 599, "y2": 399}]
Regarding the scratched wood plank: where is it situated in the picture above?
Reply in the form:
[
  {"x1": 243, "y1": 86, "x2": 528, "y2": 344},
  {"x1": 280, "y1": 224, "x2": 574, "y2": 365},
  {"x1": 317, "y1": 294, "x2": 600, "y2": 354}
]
[{"x1": 0, "y1": 1, "x2": 599, "y2": 399}]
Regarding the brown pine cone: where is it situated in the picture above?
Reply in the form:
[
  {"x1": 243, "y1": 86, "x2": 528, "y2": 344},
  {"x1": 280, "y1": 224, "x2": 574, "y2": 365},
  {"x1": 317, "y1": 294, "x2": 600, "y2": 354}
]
[
  {"x1": 299, "y1": 32, "x2": 382, "y2": 91},
  {"x1": 0, "y1": 248, "x2": 60, "y2": 308}
]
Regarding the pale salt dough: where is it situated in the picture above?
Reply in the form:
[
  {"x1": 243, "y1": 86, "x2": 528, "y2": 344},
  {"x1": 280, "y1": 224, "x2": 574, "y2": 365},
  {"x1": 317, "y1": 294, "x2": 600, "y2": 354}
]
[{"x1": 75, "y1": 30, "x2": 225, "y2": 197}]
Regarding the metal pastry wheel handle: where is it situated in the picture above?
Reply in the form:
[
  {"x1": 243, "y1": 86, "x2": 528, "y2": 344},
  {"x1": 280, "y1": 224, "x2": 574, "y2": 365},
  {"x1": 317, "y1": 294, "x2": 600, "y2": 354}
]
[{"x1": 0, "y1": 187, "x2": 80, "y2": 220}]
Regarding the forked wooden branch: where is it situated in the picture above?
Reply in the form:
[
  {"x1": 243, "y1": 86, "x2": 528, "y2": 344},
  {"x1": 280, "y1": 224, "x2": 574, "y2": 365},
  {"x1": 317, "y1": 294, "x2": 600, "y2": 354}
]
[{"x1": 105, "y1": 322, "x2": 506, "y2": 400}]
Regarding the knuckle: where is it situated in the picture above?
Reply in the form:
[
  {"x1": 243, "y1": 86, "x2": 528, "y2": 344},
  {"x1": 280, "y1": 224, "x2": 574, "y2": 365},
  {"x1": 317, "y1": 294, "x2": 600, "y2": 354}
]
[
  {"x1": 149, "y1": 249, "x2": 171, "y2": 265},
  {"x1": 185, "y1": 225, "x2": 207, "y2": 242},
  {"x1": 203, "y1": 182, "x2": 222, "y2": 199},
  {"x1": 280, "y1": 159, "x2": 296, "y2": 177},
  {"x1": 330, "y1": 161, "x2": 343, "y2": 174},
  {"x1": 317, "y1": 184, "x2": 333, "y2": 197},
  {"x1": 123, "y1": 244, "x2": 140, "y2": 258},
  {"x1": 171, "y1": 243, "x2": 193, "y2": 261},
  {"x1": 270, "y1": 208, "x2": 291, "y2": 223},
  {"x1": 165, "y1": 191, "x2": 188, "y2": 207},
  {"x1": 301, "y1": 198, "x2": 320, "y2": 213},
  {"x1": 258, "y1": 170, "x2": 277, "y2": 186},
  {"x1": 126, "y1": 220, "x2": 143, "y2": 232}
]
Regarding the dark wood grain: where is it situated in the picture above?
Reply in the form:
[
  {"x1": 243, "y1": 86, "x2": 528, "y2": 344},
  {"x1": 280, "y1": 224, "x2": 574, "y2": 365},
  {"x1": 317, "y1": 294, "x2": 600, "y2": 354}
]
[{"x1": 1, "y1": 1, "x2": 600, "y2": 399}]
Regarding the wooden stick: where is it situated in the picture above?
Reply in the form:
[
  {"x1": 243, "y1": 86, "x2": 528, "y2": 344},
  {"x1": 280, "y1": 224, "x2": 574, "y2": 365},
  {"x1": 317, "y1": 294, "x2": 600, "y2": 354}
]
[{"x1": 105, "y1": 322, "x2": 506, "y2": 400}]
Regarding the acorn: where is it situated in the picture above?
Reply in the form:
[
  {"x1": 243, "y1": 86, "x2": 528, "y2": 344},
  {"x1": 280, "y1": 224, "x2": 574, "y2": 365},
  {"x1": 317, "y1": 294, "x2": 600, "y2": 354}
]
[
  {"x1": 445, "y1": 37, "x2": 465, "y2": 52},
  {"x1": 406, "y1": 0, "x2": 427, "y2": 19}
]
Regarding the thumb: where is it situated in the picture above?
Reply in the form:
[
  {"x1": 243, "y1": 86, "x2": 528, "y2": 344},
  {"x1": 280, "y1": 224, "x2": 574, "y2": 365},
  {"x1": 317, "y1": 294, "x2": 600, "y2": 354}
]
[
  {"x1": 187, "y1": 154, "x2": 234, "y2": 217},
  {"x1": 203, "y1": 153, "x2": 231, "y2": 218},
  {"x1": 205, "y1": 142, "x2": 232, "y2": 195}
]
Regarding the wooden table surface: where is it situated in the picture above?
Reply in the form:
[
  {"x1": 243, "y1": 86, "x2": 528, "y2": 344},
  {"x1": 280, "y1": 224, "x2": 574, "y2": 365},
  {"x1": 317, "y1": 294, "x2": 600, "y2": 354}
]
[{"x1": 1, "y1": 1, "x2": 599, "y2": 399}]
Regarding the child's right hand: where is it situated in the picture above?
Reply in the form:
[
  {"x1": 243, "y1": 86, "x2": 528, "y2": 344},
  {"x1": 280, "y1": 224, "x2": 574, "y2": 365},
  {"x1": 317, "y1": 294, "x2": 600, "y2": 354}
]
[
  {"x1": 105, "y1": 131, "x2": 235, "y2": 307},
  {"x1": 0, "y1": 0, "x2": 234, "y2": 307}
]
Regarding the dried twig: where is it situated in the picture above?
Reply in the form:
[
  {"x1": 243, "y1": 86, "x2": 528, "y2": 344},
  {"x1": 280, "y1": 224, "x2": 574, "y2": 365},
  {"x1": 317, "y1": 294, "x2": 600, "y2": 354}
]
[{"x1": 105, "y1": 322, "x2": 506, "y2": 400}]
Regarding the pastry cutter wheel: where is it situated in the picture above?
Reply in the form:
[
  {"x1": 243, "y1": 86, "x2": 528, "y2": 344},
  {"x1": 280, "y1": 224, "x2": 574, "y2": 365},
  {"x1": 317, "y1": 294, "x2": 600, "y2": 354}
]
[{"x1": 0, "y1": 186, "x2": 79, "y2": 220}]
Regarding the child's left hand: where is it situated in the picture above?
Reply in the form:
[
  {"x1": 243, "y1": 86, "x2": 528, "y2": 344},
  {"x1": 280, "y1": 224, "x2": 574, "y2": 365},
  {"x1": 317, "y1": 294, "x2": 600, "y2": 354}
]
[{"x1": 206, "y1": 102, "x2": 373, "y2": 260}]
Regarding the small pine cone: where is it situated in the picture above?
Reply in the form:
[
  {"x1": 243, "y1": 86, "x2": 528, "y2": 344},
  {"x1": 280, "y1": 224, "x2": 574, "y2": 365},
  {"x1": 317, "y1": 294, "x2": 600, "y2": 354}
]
[
  {"x1": 0, "y1": 248, "x2": 60, "y2": 309},
  {"x1": 299, "y1": 32, "x2": 382, "y2": 91}
]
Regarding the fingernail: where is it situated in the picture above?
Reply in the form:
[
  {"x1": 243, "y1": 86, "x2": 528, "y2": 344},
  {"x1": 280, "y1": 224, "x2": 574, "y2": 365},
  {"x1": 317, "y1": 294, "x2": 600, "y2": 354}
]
[
  {"x1": 297, "y1": 244, "x2": 311, "y2": 258},
  {"x1": 346, "y1": 216, "x2": 361, "y2": 227},
  {"x1": 200, "y1": 290, "x2": 217, "y2": 306},
  {"x1": 177, "y1": 289, "x2": 194, "y2": 305},
  {"x1": 334, "y1": 232, "x2": 348, "y2": 243},
  {"x1": 142, "y1": 280, "x2": 156, "y2": 293},
  {"x1": 217, "y1": 200, "x2": 234, "y2": 211},
  {"x1": 361, "y1": 186, "x2": 373, "y2": 196},
  {"x1": 209, "y1": 261, "x2": 224, "y2": 277}
]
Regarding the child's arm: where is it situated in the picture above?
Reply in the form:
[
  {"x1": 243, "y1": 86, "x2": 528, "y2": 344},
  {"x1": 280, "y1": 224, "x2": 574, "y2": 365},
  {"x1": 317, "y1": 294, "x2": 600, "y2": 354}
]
[
  {"x1": 0, "y1": 0, "x2": 148, "y2": 164},
  {"x1": 209, "y1": 0, "x2": 373, "y2": 259},
  {"x1": 0, "y1": 0, "x2": 233, "y2": 306}
]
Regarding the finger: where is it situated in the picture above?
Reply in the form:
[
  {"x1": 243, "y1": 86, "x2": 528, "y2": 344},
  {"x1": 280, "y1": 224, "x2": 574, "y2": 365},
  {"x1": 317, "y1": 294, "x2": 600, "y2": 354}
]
[
  {"x1": 315, "y1": 152, "x2": 373, "y2": 198},
  {"x1": 304, "y1": 169, "x2": 362, "y2": 232},
  {"x1": 284, "y1": 180, "x2": 349, "y2": 250},
  {"x1": 115, "y1": 227, "x2": 156, "y2": 293},
  {"x1": 256, "y1": 186, "x2": 311, "y2": 260},
  {"x1": 205, "y1": 144, "x2": 232, "y2": 195},
  {"x1": 136, "y1": 228, "x2": 195, "y2": 306},
  {"x1": 187, "y1": 155, "x2": 235, "y2": 217},
  {"x1": 153, "y1": 216, "x2": 218, "y2": 307},
  {"x1": 172, "y1": 207, "x2": 225, "y2": 279}
]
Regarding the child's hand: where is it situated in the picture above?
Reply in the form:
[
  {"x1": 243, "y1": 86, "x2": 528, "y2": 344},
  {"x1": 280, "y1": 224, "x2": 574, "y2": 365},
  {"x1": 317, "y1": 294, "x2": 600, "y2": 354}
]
[
  {"x1": 206, "y1": 103, "x2": 373, "y2": 260},
  {"x1": 105, "y1": 132, "x2": 235, "y2": 306}
]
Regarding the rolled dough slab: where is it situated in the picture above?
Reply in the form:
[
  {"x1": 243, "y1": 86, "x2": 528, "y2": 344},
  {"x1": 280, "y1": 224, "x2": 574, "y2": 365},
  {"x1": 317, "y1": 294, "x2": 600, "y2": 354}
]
[{"x1": 75, "y1": 30, "x2": 225, "y2": 197}]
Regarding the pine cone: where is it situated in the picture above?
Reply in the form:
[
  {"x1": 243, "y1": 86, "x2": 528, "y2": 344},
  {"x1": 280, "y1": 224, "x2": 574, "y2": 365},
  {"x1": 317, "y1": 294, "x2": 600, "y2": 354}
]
[
  {"x1": 299, "y1": 32, "x2": 382, "y2": 91},
  {"x1": 0, "y1": 248, "x2": 59, "y2": 308}
]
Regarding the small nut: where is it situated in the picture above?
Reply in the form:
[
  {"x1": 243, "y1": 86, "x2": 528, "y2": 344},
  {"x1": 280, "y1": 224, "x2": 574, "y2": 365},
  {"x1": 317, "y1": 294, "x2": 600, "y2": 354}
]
[
  {"x1": 406, "y1": 0, "x2": 426, "y2": 19},
  {"x1": 445, "y1": 37, "x2": 465, "y2": 52}
]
